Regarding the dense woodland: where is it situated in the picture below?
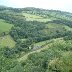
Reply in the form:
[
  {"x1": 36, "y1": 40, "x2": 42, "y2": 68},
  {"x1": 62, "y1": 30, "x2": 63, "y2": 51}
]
[{"x1": 0, "y1": 6, "x2": 72, "y2": 72}]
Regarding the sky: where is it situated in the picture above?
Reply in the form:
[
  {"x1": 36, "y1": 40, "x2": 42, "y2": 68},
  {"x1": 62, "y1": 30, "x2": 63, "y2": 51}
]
[{"x1": 0, "y1": 0, "x2": 72, "y2": 13}]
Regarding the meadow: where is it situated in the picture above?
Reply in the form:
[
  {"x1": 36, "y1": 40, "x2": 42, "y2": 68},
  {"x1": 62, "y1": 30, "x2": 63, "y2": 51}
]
[
  {"x1": 22, "y1": 12, "x2": 52, "y2": 22},
  {"x1": 0, "y1": 19, "x2": 13, "y2": 34},
  {"x1": 0, "y1": 35, "x2": 16, "y2": 48}
]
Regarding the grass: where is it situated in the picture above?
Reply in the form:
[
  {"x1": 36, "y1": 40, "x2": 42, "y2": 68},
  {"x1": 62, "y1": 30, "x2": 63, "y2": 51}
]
[
  {"x1": 0, "y1": 19, "x2": 14, "y2": 34},
  {"x1": 64, "y1": 25, "x2": 72, "y2": 31},
  {"x1": 0, "y1": 19, "x2": 15, "y2": 48},
  {"x1": 22, "y1": 13, "x2": 52, "y2": 22},
  {"x1": 0, "y1": 35, "x2": 16, "y2": 48},
  {"x1": 42, "y1": 23, "x2": 72, "y2": 35},
  {"x1": 47, "y1": 23, "x2": 72, "y2": 31},
  {"x1": 22, "y1": 13, "x2": 43, "y2": 19}
]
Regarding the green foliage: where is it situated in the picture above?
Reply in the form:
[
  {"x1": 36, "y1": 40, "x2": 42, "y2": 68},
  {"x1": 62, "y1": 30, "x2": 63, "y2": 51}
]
[
  {"x1": 8, "y1": 64, "x2": 24, "y2": 72},
  {"x1": 20, "y1": 39, "x2": 72, "y2": 72},
  {"x1": 0, "y1": 6, "x2": 72, "y2": 72},
  {"x1": 47, "y1": 52, "x2": 72, "y2": 72},
  {"x1": 0, "y1": 48, "x2": 17, "y2": 72}
]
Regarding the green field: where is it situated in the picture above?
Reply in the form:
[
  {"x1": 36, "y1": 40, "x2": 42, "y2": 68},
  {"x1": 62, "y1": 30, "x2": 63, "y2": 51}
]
[
  {"x1": 0, "y1": 35, "x2": 16, "y2": 48},
  {"x1": 42, "y1": 23, "x2": 72, "y2": 35},
  {"x1": 0, "y1": 19, "x2": 15, "y2": 48},
  {"x1": 0, "y1": 19, "x2": 14, "y2": 34},
  {"x1": 22, "y1": 13, "x2": 52, "y2": 22},
  {"x1": 47, "y1": 23, "x2": 72, "y2": 31}
]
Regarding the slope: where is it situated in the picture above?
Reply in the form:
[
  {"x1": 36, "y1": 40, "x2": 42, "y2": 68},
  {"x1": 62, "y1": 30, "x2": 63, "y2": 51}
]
[
  {"x1": 0, "y1": 6, "x2": 72, "y2": 72},
  {"x1": 0, "y1": 35, "x2": 16, "y2": 48},
  {"x1": 0, "y1": 19, "x2": 13, "y2": 35}
]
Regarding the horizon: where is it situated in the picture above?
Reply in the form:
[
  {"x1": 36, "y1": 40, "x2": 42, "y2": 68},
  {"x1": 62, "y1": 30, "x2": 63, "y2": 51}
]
[
  {"x1": 0, "y1": 0, "x2": 72, "y2": 13},
  {"x1": 0, "y1": 5, "x2": 72, "y2": 14}
]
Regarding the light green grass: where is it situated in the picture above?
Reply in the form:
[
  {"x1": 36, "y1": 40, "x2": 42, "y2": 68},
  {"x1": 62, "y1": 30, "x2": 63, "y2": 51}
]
[
  {"x1": 0, "y1": 35, "x2": 16, "y2": 48},
  {"x1": 0, "y1": 19, "x2": 14, "y2": 34},
  {"x1": 47, "y1": 23, "x2": 72, "y2": 31},
  {"x1": 47, "y1": 23, "x2": 64, "y2": 28},
  {"x1": 22, "y1": 13, "x2": 52, "y2": 22},
  {"x1": 42, "y1": 23, "x2": 72, "y2": 35},
  {"x1": 22, "y1": 13, "x2": 43, "y2": 19},
  {"x1": 40, "y1": 23, "x2": 66, "y2": 35},
  {"x1": 64, "y1": 25, "x2": 72, "y2": 31}
]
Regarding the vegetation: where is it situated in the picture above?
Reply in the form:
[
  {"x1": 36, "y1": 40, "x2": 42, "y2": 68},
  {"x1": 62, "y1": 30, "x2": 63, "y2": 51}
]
[
  {"x1": 0, "y1": 19, "x2": 13, "y2": 35},
  {"x1": 0, "y1": 6, "x2": 72, "y2": 72},
  {"x1": 0, "y1": 35, "x2": 16, "y2": 48},
  {"x1": 22, "y1": 12, "x2": 52, "y2": 22}
]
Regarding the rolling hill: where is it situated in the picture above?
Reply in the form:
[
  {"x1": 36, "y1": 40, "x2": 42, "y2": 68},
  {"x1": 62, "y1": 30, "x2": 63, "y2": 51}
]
[{"x1": 0, "y1": 6, "x2": 72, "y2": 72}]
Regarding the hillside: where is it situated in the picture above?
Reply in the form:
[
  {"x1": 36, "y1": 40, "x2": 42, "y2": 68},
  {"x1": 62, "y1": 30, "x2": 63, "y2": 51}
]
[
  {"x1": 0, "y1": 19, "x2": 13, "y2": 34},
  {"x1": 0, "y1": 6, "x2": 72, "y2": 72},
  {"x1": 0, "y1": 19, "x2": 15, "y2": 48}
]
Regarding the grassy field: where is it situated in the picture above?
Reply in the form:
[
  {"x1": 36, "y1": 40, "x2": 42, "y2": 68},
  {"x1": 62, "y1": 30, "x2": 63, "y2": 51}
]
[
  {"x1": 0, "y1": 35, "x2": 16, "y2": 48},
  {"x1": 0, "y1": 19, "x2": 14, "y2": 34},
  {"x1": 42, "y1": 23, "x2": 72, "y2": 35},
  {"x1": 22, "y1": 13, "x2": 52, "y2": 22},
  {"x1": 47, "y1": 23, "x2": 72, "y2": 31}
]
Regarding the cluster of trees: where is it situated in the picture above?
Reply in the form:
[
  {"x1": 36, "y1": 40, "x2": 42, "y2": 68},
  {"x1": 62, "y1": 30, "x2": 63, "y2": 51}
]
[
  {"x1": 0, "y1": 47, "x2": 25, "y2": 72},
  {"x1": 10, "y1": 21, "x2": 45, "y2": 42},
  {"x1": 10, "y1": 20, "x2": 71, "y2": 43},
  {"x1": 63, "y1": 30, "x2": 72, "y2": 41},
  {"x1": 2, "y1": 38, "x2": 33, "y2": 58},
  {"x1": 0, "y1": 37, "x2": 72, "y2": 72},
  {"x1": 22, "y1": 39, "x2": 72, "y2": 72},
  {"x1": 0, "y1": 7, "x2": 72, "y2": 43},
  {"x1": 20, "y1": 40, "x2": 72, "y2": 72},
  {"x1": 0, "y1": 12, "x2": 26, "y2": 25},
  {"x1": 48, "y1": 19, "x2": 72, "y2": 27},
  {"x1": 0, "y1": 10, "x2": 72, "y2": 55},
  {"x1": 1, "y1": 6, "x2": 72, "y2": 20},
  {"x1": 21, "y1": 7, "x2": 72, "y2": 21}
]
